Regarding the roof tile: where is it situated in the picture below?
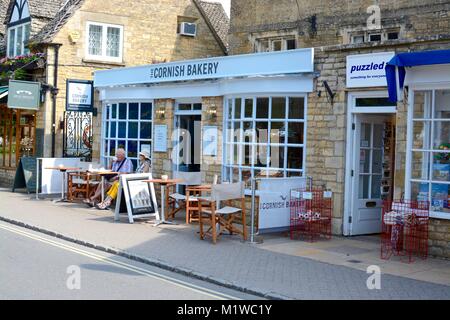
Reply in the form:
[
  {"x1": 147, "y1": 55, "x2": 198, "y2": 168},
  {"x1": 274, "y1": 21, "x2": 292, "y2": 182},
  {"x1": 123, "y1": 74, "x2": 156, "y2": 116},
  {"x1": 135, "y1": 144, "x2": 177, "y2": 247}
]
[{"x1": 198, "y1": 1, "x2": 229, "y2": 48}]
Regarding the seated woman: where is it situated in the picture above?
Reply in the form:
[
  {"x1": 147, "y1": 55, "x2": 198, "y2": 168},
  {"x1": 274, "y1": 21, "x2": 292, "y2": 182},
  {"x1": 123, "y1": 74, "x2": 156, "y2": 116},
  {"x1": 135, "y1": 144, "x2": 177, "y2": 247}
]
[
  {"x1": 84, "y1": 148, "x2": 134, "y2": 206},
  {"x1": 96, "y1": 151, "x2": 152, "y2": 210}
]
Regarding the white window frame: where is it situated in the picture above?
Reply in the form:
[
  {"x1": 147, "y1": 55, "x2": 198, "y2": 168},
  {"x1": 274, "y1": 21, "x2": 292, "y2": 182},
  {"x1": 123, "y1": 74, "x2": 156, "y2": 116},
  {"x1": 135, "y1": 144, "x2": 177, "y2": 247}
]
[
  {"x1": 101, "y1": 101, "x2": 154, "y2": 168},
  {"x1": 255, "y1": 37, "x2": 297, "y2": 53},
  {"x1": 6, "y1": 22, "x2": 30, "y2": 58},
  {"x1": 406, "y1": 85, "x2": 450, "y2": 220},
  {"x1": 222, "y1": 94, "x2": 307, "y2": 188},
  {"x1": 350, "y1": 29, "x2": 400, "y2": 44},
  {"x1": 85, "y1": 21, "x2": 124, "y2": 63}
]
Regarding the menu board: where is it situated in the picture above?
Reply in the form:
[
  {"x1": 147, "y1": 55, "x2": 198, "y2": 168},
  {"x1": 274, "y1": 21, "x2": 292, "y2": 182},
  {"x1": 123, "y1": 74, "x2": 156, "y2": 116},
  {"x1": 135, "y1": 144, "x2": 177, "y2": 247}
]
[
  {"x1": 12, "y1": 157, "x2": 37, "y2": 193},
  {"x1": 154, "y1": 125, "x2": 168, "y2": 152},
  {"x1": 114, "y1": 173, "x2": 159, "y2": 224}
]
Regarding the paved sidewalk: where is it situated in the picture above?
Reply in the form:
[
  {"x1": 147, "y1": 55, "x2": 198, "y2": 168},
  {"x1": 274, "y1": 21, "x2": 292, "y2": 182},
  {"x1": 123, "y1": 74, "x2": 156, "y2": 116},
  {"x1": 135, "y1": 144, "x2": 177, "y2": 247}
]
[{"x1": 1, "y1": 189, "x2": 449, "y2": 299}]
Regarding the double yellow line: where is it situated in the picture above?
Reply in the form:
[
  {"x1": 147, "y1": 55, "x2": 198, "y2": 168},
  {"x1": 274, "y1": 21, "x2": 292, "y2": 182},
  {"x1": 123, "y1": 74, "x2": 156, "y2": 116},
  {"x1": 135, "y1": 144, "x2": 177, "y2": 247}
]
[{"x1": 0, "y1": 222, "x2": 241, "y2": 300}]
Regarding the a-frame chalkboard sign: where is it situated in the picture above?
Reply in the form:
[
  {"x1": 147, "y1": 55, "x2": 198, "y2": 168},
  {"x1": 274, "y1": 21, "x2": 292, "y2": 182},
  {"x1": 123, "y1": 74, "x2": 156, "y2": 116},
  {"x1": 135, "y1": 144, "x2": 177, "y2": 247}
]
[{"x1": 12, "y1": 157, "x2": 37, "y2": 194}]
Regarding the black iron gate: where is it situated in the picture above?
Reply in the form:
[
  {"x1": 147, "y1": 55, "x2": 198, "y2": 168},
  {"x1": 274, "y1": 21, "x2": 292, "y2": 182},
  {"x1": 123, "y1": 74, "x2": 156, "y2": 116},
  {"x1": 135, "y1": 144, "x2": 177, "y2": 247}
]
[{"x1": 63, "y1": 111, "x2": 93, "y2": 161}]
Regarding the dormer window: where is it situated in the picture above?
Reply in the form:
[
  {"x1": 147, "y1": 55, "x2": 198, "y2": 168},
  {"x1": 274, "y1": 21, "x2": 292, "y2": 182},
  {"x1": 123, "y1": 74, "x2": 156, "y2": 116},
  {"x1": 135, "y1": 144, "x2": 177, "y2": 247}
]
[{"x1": 6, "y1": 0, "x2": 31, "y2": 57}]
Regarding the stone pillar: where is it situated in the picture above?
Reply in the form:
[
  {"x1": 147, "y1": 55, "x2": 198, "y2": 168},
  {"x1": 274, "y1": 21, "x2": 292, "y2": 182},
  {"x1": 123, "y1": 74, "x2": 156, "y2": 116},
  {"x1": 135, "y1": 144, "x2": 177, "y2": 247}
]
[
  {"x1": 152, "y1": 99, "x2": 175, "y2": 178},
  {"x1": 201, "y1": 96, "x2": 224, "y2": 184}
]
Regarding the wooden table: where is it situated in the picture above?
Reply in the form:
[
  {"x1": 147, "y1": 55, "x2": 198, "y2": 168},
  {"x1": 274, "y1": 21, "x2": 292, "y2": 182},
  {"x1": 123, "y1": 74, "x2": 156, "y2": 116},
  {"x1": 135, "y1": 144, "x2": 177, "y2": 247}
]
[
  {"x1": 88, "y1": 171, "x2": 120, "y2": 202},
  {"x1": 45, "y1": 167, "x2": 81, "y2": 202},
  {"x1": 142, "y1": 179, "x2": 184, "y2": 226}
]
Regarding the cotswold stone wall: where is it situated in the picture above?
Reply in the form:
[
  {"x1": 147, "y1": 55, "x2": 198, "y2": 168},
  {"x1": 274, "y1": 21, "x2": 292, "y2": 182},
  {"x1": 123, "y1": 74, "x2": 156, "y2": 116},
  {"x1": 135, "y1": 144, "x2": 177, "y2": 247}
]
[
  {"x1": 201, "y1": 96, "x2": 223, "y2": 184},
  {"x1": 38, "y1": 0, "x2": 225, "y2": 160},
  {"x1": 230, "y1": 0, "x2": 450, "y2": 55},
  {"x1": 0, "y1": 168, "x2": 14, "y2": 188}
]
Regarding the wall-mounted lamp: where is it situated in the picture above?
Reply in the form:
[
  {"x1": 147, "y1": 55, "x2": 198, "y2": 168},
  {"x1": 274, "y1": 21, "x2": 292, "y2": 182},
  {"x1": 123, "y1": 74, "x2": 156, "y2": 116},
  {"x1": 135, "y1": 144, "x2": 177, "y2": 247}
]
[
  {"x1": 319, "y1": 80, "x2": 335, "y2": 105},
  {"x1": 156, "y1": 107, "x2": 166, "y2": 120},
  {"x1": 207, "y1": 106, "x2": 217, "y2": 121}
]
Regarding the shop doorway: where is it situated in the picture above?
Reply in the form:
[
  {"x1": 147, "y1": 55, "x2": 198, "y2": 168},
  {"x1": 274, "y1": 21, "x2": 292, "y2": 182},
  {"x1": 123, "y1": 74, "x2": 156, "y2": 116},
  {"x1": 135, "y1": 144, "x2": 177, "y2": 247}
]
[
  {"x1": 345, "y1": 92, "x2": 397, "y2": 236},
  {"x1": 174, "y1": 111, "x2": 202, "y2": 195},
  {"x1": 350, "y1": 114, "x2": 396, "y2": 235},
  {"x1": 175, "y1": 113, "x2": 202, "y2": 173}
]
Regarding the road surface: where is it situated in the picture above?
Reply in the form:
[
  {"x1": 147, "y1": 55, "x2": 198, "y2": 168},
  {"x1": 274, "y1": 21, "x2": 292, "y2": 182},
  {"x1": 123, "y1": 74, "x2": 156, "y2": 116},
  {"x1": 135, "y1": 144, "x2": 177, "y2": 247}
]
[{"x1": 0, "y1": 222, "x2": 261, "y2": 300}]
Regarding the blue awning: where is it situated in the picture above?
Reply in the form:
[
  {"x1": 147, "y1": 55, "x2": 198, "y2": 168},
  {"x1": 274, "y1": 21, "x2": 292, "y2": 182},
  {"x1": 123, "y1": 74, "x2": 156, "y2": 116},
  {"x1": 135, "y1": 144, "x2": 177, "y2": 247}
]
[{"x1": 386, "y1": 49, "x2": 450, "y2": 102}]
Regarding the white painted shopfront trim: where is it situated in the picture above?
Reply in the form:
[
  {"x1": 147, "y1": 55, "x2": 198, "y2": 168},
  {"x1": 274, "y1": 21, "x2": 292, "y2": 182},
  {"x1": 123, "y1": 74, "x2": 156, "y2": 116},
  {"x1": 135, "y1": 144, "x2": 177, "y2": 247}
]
[
  {"x1": 95, "y1": 49, "x2": 314, "y2": 87},
  {"x1": 404, "y1": 64, "x2": 450, "y2": 88},
  {"x1": 405, "y1": 79, "x2": 450, "y2": 220},
  {"x1": 98, "y1": 75, "x2": 314, "y2": 102},
  {"x1": 344, "y1": 91, "x2": 396, "y2": 236},
  {"x1": 404, "y1": 63, "x2": 450, "y2": 219}
]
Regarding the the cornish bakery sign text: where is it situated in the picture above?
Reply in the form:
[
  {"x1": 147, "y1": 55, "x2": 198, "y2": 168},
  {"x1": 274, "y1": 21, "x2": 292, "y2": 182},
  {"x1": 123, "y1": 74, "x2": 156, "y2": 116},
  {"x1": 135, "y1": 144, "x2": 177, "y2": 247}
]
[{"x1": 151, "y1": 62, "x2": 220, "y2": 80}]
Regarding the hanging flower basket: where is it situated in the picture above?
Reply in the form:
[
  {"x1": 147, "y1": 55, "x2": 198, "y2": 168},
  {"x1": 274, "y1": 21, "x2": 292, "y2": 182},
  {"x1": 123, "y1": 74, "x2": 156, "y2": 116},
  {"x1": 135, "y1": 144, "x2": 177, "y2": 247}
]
[{"x1": 0, "y1": 53, "x2": 46, "y2": 73}]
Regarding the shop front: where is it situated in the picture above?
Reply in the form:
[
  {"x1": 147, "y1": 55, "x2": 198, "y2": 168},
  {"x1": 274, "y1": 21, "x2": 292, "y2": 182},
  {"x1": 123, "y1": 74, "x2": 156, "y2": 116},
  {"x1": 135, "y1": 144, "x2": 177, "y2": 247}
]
[
  {"x1": 343, "y1": 52, "x2": 398, "y2": 236},
  {"x1": 387, "y1": 50, "x2": 450, "y2": 220},
  {"x1": 0, "y1": 81, "x2": 39, "y2": 186},
  {"x1": 94, "y1": 49, "x2": 315, "y2": 193},
  {"x1": 360, "y1": 48, "x2": 450, "y2": 258}
]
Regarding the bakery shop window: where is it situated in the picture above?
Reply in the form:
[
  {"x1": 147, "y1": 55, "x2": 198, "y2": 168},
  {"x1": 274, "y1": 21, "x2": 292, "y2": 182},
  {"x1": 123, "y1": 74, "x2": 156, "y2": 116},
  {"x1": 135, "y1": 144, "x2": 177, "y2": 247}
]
[
  {"x1": 102, "y1": 102, "x2": 153, "y2": 169},
  {"x1": 224, "y1": 96, "x2": 306, "y2": 188}
]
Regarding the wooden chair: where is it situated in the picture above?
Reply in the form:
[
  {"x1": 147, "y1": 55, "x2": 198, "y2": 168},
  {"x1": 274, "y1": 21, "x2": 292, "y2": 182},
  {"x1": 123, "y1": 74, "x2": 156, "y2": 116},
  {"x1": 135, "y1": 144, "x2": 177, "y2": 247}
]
[
  {"x1": 185, "y1": 174, "x2": 219, "y2": 224},
  {"x1": 67, "y1": 163, "x2": 103, "y2": 202},
  {"x1": 198, "y1": 182, "x2": 247, "y2": 244},
  {"x1": 166, "y1": 171, "x2": 202, "y2": 222}
]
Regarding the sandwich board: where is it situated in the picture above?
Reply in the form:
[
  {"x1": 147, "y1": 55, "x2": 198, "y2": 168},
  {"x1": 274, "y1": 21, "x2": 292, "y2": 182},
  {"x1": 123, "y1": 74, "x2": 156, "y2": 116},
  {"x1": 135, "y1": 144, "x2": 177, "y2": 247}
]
[{"x1": 114, "y1": 173, "x2": 159, "y2": 223}]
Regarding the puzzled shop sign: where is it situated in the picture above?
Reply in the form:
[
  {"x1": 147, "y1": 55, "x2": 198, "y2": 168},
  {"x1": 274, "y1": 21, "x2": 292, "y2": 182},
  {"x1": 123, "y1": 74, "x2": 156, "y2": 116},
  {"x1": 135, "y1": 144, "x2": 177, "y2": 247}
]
[
  {"x1": 94, "y1": 49, "x2": 314, "y2": 87},
  {"x1": 66, "y1": 79, "x2": 94, "y2": 112},
  {"x1": 347, "y1": 52, "x2": 395, "y2": 88},
  {"x1": 8, "y1": 80, "x2": 41, "y2": 110}
]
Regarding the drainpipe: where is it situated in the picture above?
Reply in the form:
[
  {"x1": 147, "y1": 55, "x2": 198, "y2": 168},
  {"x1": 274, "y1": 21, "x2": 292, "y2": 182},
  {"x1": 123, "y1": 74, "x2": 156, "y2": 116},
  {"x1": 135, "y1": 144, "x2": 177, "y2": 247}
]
[{"x1": 49, "y1": 44, "x2": 62, "y2": 158}]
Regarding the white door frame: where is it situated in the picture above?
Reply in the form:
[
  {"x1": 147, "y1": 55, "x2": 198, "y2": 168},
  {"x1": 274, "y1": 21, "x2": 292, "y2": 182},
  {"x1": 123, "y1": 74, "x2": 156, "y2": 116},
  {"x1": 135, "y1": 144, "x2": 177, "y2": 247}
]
[
  {"x1": 343, "y1": 91, "x2": 396, "y2": 236},
  {"x1": 173, "y1": 100, "x2": 203, "y2": 173}
]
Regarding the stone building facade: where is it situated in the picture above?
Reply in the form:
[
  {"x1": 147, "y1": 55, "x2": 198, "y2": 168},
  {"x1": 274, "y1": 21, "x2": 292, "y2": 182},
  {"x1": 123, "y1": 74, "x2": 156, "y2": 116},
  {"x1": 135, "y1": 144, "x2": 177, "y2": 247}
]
[
  {"x1": 229, "y1": 0, "x2": 450, "y2": 258},
  {"x1": 0, "y1": 0, "x2": 228, "y2": 186}
]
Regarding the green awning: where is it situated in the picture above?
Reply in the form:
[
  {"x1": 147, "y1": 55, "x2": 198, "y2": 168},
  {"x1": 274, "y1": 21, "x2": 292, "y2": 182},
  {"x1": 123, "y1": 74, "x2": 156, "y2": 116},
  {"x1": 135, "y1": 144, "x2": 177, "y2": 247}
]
[{"x1": 0, "y1": 86, "x2": 8, "y2": 100}]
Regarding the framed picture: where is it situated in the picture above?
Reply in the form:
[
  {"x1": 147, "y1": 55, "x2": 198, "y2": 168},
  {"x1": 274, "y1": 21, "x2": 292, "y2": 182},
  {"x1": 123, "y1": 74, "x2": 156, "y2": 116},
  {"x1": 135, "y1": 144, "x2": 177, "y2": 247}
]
[
  {"x1": 114, "y1": 173, "x2": 159, "y2": 223},
  {"x1": 203, "y1": 126, "x2": 218, "y2": 156}
]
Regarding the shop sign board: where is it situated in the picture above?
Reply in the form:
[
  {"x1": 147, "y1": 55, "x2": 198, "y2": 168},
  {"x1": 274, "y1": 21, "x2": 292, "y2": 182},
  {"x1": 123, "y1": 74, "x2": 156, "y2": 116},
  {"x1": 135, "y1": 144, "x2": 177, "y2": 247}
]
[
  {"x1": 258, "y1": 177, "x2": 308, "y2": 233},
  {"x1": 346, "y1": 52, "x2": 395, "y2": 88},
  {"x1": 66, "y1": 79, "x2": 94, "y2": 112},
  {"x1": 8, "y1": 80, "x2": 41, "y2": 110},
  {"x1": 94, "y1": 49, "x2": 314, "y2": 87}
]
